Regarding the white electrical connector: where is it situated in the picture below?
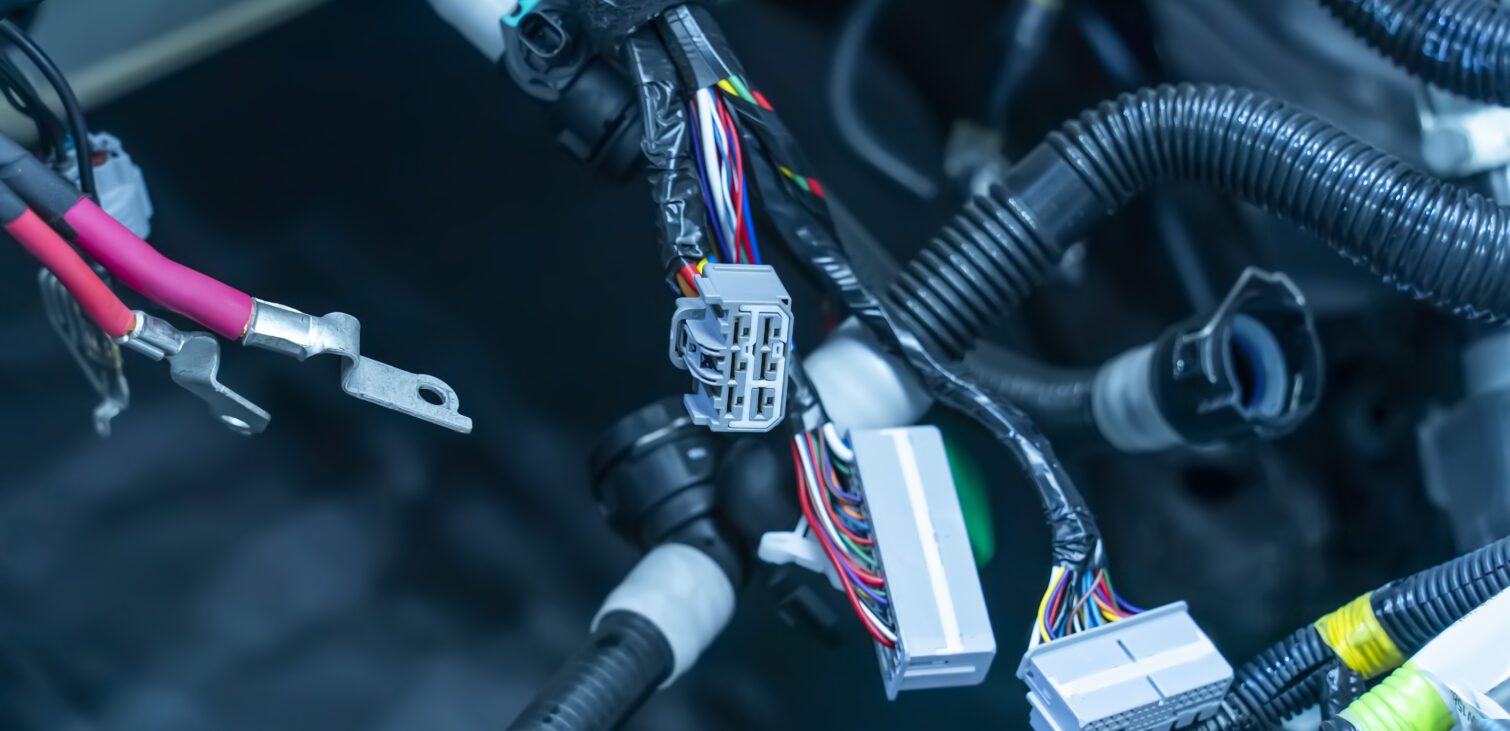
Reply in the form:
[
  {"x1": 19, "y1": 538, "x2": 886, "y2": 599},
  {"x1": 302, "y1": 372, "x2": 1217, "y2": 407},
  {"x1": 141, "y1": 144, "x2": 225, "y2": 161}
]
[
  {"x1": 1017, "y1": 602, "x2": 1232, "y2": 731},
  {"x1": 669, "y1": 264, "x2": 793, "y2": 433},
  {"x1": 1400, "y1": 587, "x2": 1510, "y2": 726},
  {"x1": 63, "y1": 133, "x2": 154, "y2": 239}
]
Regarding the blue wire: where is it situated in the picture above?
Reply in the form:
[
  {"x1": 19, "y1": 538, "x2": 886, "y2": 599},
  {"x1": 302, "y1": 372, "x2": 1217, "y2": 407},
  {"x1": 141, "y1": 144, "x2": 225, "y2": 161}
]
[
  {"x1": 688, "y1": 106, "x2": 729, "y2": 261},
  {"x1": 834, "y1": 503, "x2": 871, "y2": 535},
  {"x1": 741, "y1": 181, "x2": 763, "y2": 264}
]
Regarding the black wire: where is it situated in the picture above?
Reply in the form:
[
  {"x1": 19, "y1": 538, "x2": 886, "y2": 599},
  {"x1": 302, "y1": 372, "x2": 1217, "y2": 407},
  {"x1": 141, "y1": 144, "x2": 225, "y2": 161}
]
[
  {"x1": 0, "y1": 19, "x2": 94, "y2": 200},
  {"x1": 0, "y1": 53, "x2": 65, "y2": 162},
  {"x1": 828, "y1": 0, "x2": 938, "y2": 200}
]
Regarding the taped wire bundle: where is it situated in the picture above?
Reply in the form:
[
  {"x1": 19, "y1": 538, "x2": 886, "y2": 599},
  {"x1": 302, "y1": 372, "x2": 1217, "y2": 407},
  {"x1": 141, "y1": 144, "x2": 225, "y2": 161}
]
[{"x1": 648, "y1": 3, "x2": 1137, "y2": 644}]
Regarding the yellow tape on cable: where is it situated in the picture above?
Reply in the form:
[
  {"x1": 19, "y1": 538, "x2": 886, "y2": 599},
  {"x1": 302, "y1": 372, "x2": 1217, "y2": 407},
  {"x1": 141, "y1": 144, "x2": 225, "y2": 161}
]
[{"x1": 1315, "y1": 593, "x2": 1406, "y2": 679}]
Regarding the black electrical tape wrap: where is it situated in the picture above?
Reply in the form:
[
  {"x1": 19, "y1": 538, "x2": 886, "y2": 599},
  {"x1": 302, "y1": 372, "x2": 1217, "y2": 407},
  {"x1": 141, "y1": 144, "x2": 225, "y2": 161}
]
[
  {"x1": 580, "y1": 0, "x2": 694, "y2": 52},
  {"x1": 657, "y1": 5, "x2": 737, "y2": 92},
  {"x1": 1318, "y1": 0, "x2": 1510, "y2": 104},
  {"x1": 1371, "y1": 534, "x2": 1510, "y2": 653},
  {"x1": 623, "y1": 30, "x2": 712, "y2": 282},
  {"x1": 958, "y1": 342, "x2": 1100, "y2": 445},
  {"x1": 657, "y1": 5, "x2": 1100, "y2": 568},
  {"x1": 1199, "y1": 626, "x2": 1333, "y2": 731},
  {"x1": 890, "y1": 84, "x2": 1510, "y2": 358},
  {"x1": 505, "y1": 611, "x2": 675, "y2": 731},
  {"x1": 1323, "y1": 661, "x2": 1368, "y2": 720}
]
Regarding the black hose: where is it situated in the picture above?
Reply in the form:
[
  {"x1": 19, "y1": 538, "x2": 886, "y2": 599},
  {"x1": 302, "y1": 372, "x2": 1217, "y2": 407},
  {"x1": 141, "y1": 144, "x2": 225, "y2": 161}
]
[
  {"x1": 1371, "y1": 534, "x2": 1510, "y2": 653},
  {"x1": 828, "y1": 0, "x2": 938, "y2": 199},
  {"x1": 1198, "y1": 626, "x2": 1333, "y2": 731},
  {"x1": 889, "y1": 83, "x2": 1510, "y2": 358},
  {"x1": 506, "y1": 611, "x2": 674, "y2": 731},
  {"x1": 959, "y1": 342, "x2": 1099, "y2": 441},
  {"x1": 1318, "y1": 0, "x2": 1510, "y2": 105}
]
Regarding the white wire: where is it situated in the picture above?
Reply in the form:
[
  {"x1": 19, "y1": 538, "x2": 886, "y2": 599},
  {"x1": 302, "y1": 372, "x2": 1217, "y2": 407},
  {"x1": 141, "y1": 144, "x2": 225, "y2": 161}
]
[
  {"x1": 821, "y1": 422, "x2": 855, "y2": 463},
  {"x1": 694, "y1": 89, "x2": 737, "y2": 259}
]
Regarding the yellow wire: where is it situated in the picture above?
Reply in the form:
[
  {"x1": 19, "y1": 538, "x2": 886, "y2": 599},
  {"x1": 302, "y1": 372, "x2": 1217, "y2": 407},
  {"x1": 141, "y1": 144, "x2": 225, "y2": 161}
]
[{"x1": 1035, "y1": 567, "x2": 1064, "y2": 643}]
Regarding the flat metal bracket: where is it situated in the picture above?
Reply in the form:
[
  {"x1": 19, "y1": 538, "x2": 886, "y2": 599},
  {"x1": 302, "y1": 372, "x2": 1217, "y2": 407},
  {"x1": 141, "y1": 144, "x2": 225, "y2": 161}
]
[
  {"x1": 243, "y1": 300, "x2": 472, "y2": 434},
  {"x1": 38, "y1": 269, "x2": 130, "y2": 436},
  {"x1": 118, "y1": 312, "x2": 270, "y2": 435}
]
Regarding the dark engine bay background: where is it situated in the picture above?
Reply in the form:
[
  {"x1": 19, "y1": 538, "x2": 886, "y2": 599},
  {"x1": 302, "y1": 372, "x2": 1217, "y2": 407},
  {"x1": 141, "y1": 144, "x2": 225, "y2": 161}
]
[{"x1": 0, "y1": 0, "x2": 1463, "y2": 728}]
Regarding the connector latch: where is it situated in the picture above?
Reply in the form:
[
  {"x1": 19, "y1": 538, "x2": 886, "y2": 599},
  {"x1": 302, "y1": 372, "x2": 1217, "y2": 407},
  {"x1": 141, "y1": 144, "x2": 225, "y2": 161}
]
[
  {"x1": 669, "y1": 264, "x2": 792, "y2": 433},
  {"x1": 1017, "y1": 602, "x2": 1232, "y2": 731}
]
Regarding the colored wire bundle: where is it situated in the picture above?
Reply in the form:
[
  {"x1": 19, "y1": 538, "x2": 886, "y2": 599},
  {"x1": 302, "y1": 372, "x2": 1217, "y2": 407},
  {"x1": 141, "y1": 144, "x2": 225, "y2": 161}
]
[
  {"x1": 1032, "y1": 562, "x2": 1144, "y2": 646},
  {"x1": 790, "y1": 422, "x2": 897, "y2": 648},
  {"x1": 690, "y1": 84, "x2": 762, "y2": 266}
]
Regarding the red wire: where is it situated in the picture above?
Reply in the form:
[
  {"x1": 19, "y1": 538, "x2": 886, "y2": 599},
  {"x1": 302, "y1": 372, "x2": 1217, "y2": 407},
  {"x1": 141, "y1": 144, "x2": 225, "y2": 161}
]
[
  {"x1": 677, "y1": 262, "x2": 700, "y2": 294},
  {"x1": 717, "y1": 98, "x2": 756, "y2": 265},
  {"x1": 806, "y1": 434, "x2": 878, "y2": 550},
  {"x1": 793, "y1": 439, "x2": 896, "y2": 648},
  {"x1": 1046, "y1": 571, "x2": 1070, "y2": 631},
  {"x1": 6, "y1": 209, "x2": 134, "y2": 338}
]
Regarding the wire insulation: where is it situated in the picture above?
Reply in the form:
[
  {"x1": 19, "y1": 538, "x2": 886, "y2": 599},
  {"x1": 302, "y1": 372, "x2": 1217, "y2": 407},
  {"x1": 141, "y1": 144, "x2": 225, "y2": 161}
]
[{"x1": 5, "y1": 207, "x2": 132, "y2": 337}]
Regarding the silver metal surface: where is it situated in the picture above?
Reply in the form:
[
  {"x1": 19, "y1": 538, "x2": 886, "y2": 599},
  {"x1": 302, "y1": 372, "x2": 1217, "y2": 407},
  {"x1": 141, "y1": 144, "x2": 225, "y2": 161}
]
[
  {"x1": 119, "y1": 311, "x2": 270, "y2": 434},
  {"x1": 244, "y1": 300, "x2": 472, "y2": 433},
  {"x1": 38, "y1": 270, "x2": 130, "y2": 436}
]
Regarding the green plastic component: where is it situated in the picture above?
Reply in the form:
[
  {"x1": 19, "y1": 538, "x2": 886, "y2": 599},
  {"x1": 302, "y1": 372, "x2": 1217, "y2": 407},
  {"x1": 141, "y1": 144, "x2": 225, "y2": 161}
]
[
  {"x1": 1341, "y1": 662, "x2": 1453, "y2": 731},
  {"x1": 943, "y1": 437, "x2": 996, "y2": 567}
]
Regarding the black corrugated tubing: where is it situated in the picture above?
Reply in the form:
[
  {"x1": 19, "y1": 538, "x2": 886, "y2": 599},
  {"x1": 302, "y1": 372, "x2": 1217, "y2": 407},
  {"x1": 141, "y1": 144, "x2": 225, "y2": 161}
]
[
  {"x1": 1197, "y1": 626, "x2": 1333, "y2": 731},
  {"x1": 889, "y1": 84, "x2": 1510, "y2": 358},
  {"x1": 1319, "y1": 0, "x2": 1510, "y2": 105},
  {"x1": 506, "y1": 612, "x2": 674, "y2": 731},
  {"x1": 1371, "y1": 535, "x2": 1510, "y2": 653}
]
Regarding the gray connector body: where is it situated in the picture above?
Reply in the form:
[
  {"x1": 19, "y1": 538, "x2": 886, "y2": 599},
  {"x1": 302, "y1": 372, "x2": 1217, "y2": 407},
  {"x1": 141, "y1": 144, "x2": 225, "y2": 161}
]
[
  {"x1": 1017, "y1": 602, "x2": 1232, "y2": 731},
  {"x1": 851, "y1": 426, "x2": 996, "y2": 699},
  {"x1": 669, "y1": 264, "x2": 792, "y2": 433}
]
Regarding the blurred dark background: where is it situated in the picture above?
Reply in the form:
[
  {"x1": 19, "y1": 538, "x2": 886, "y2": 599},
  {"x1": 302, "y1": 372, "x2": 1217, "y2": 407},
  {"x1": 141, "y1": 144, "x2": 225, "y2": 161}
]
[{"x1": 0, "y1": 0, "x2": 1463, "y2": 729}]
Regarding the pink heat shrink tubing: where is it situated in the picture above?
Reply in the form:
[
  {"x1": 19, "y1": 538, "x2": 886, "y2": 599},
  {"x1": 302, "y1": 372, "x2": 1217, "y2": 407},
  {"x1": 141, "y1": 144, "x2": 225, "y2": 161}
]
[{"x1": 63, "y1": 199, "x2": 254, "y2": 340}]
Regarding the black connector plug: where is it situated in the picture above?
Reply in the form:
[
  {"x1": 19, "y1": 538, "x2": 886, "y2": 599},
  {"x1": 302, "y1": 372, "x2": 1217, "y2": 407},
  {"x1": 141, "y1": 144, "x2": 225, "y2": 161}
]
[
  {"x1": 500, "y1": 0, "x2": 642, "y2": 178},
  {"x1": 1093, "y1": 268, "x2": 1323, "y2": 451}
]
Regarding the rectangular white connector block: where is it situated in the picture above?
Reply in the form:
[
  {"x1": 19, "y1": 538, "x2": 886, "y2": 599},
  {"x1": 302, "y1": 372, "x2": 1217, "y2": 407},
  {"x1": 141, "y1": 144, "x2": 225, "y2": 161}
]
[
  {"x1": 851, "y1": 427, "x2": 996, "y2": 699},
  {"x1": 670, "y1": 264, "x2": 792, "y2": 433},
  {"x1": 1017, "y1": 602, "x2": 1232, "y2": 731}
]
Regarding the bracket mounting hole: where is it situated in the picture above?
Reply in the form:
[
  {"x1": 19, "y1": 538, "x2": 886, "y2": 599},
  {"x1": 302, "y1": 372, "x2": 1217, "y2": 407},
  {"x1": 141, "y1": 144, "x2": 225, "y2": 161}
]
[
  {"x1": 418, "y1": 385, "x2": 447, "y2": 406},
  {"x1": 221, "y1": 415, "x2": 252, "y2": 433}
]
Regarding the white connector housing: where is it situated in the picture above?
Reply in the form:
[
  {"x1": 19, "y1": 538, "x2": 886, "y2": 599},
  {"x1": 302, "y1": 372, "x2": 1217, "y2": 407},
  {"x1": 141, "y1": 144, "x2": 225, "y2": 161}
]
[
  {"x1": 670, "y1": 264, "x2": 792, "y2": 433},
  {"x1": 64, "y1": 133, "x2": 154, "y2": 240},
  {"x1": 852, "y1": 426, "x2": 996, "y2": 699},
  {"x1": 1017, "y1": 602, "x2": 1232, "y2": 731}
]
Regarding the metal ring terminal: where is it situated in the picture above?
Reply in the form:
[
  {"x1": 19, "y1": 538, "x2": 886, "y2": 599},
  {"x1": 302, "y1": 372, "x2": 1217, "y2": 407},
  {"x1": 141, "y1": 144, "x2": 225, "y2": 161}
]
[
  {"x1": 242, "y1": 299, "x2": 473, "y2": 434},
  {"x1": 116, "y1": 311, "x2": 271, "y2": 435}
]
